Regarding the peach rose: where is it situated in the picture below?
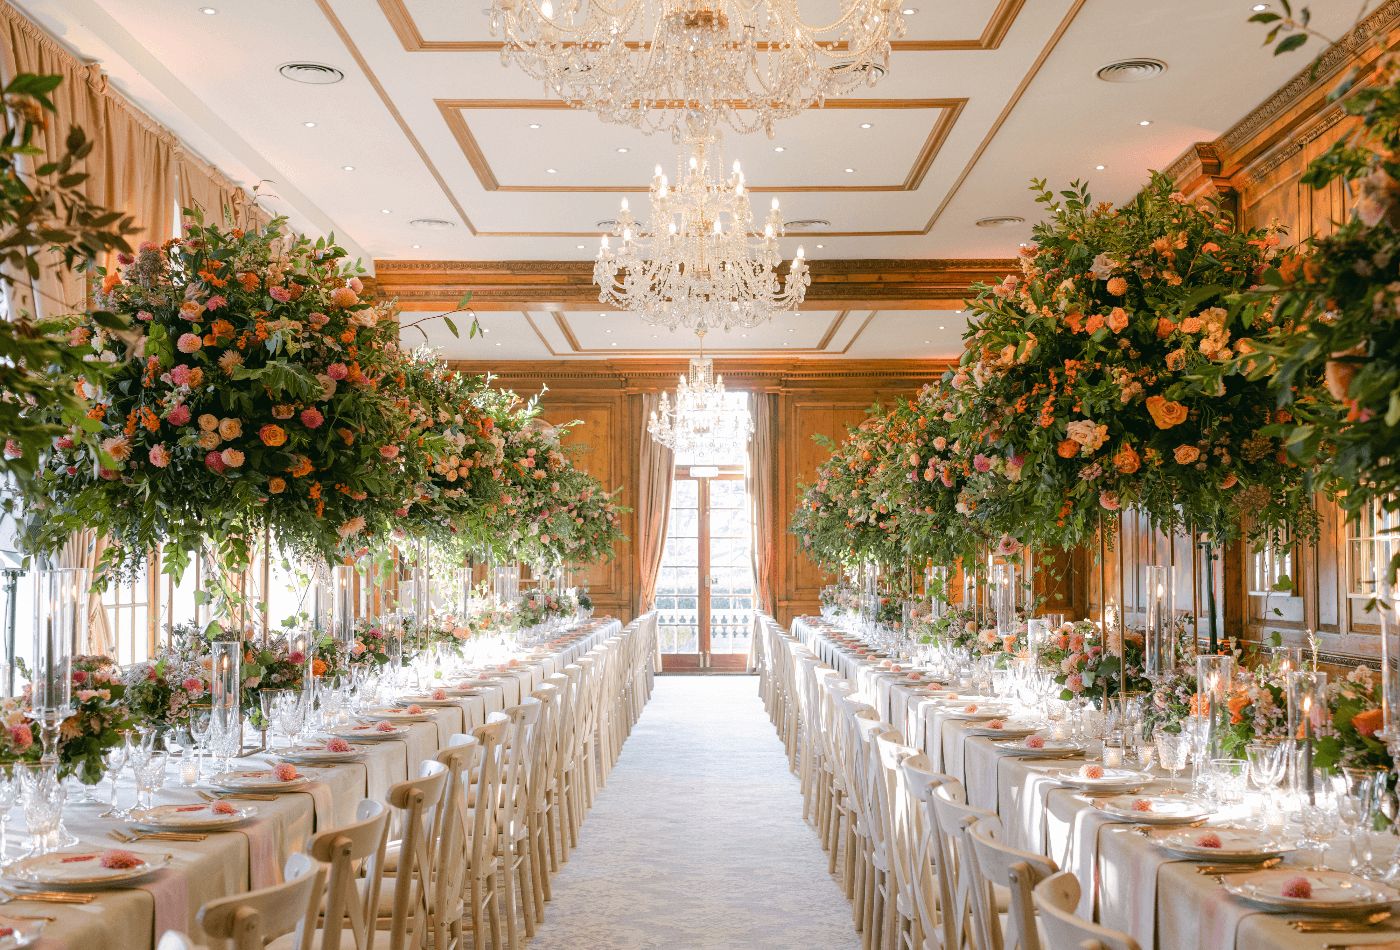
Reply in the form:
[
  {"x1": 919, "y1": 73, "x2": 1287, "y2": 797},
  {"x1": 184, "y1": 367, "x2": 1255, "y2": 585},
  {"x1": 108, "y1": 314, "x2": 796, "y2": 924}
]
[
  {"x1": 1113, "y1": 444, "x2": 1141, "y2": 475},
  {"x1": 1173, "y1": 445, "x2": 1200, "y2": 465}
]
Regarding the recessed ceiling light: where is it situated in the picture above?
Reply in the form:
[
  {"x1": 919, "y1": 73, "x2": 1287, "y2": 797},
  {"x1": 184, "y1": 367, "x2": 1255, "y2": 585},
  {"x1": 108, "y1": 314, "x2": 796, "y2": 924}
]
[
  {"x1": 1138, "y1": 119, "x2": 1152, "y2": 126},
  {"x1": 605, "y1": 328, "x2": 612, "y2": 334},
  {"x1": 815, "y1": 244, "x2": 824, "y2": 249},
  {"x1": 1095, "y1": 164, "x2": 1106, "y2": 170},
  {"x1": 783, "y1": 341, "x2": 790, "y2": 346},
  {"x1": 303, "y1": 121, "x2": 317, "y2": 128},
  {"x1": 380, "y1": 208, "x2": 391, "y2": 214},
  {"x1": 938, "y1": 325, "x2": 946, "y2": 330},
  {"x1": 1251, "y1": 2, "x2": 1268, "y2": 9},
  {"x1": 495, "y1": 342, "x2": 501, "y2": 347},
  {"x1": 902, "y1": 6, "x2": 917, "y2": 14},
  {"x1": 546, "y1": 168, "x2": 558, "y2": 174},
  {"x1": 411, "y1": 244, "x2": 421, "y2": 249},
  {"x1": 859, "y1": 122, "x2": 872, "y2": 129},
  {"x1": 741, "y1": 333, "x2": 748, "y2": 338},
  {"x1": 528, "y1": 123, "x2": 541, "y2": 129},
  {"x1": 923, "y1": 340, "x2": 930, "y2": 344},
  {"x1": 341, "y1": 165, "x2": 355, "y2": 172},
  {"x1": 200, "y1": 6, "x2": 217, "y2": 13},
  {"x1": 610, "y1": 342, "x2": 617, "y2": 346},
  {"x1": 844, "y1": 167, "x2": 855, "y2": 173},
  {"x1": 773, "y1": 146, "x2": 786, "y2": 153},
  {"x1": 576, "y1": 243, "x2": 585, "y2": 249},
  {"x1": 616, "y1": 147, "x2": 629, "y2": 153},
  {"x1": 787, "y1": 328, "x2": 795, "y2": 333},
  {"x1": 976, "y1": 215, "x2": 1026, "y2": 228}
]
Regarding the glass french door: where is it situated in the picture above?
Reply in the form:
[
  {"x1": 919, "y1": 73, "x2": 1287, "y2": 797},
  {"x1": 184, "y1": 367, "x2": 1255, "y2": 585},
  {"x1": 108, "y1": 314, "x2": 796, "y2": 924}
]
[{"x1": 656, "y1": 467, "x2": 756, "y2": 671}]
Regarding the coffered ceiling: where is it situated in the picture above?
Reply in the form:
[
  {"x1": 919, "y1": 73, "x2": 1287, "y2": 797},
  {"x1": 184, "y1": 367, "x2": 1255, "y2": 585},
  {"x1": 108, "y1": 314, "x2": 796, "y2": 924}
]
[{"x1": 13, "y1": 0, "x2": 1364, "y2": 359}]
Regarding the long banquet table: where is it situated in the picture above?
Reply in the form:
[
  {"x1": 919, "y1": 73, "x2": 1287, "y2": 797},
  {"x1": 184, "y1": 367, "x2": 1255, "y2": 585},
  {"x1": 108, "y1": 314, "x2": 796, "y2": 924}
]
[
  {"x1": 790, "y1": 615, "x2": 1400, "y2": 950},
  {"x1": 24, "y1": 617, "x2": 624, "y2": 950}
]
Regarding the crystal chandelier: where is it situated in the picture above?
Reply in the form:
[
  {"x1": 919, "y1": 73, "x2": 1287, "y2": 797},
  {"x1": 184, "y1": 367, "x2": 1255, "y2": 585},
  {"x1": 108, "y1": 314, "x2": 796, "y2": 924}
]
[
  {"x1": 594, "y1": 135, "x2": 809, "y2": 333},
  {"x1": 648, "y1": 350, "x2": 753, "y2": 456},
  {"x1": 484, "y1": 0, "x2": 906, "y2": 139}
]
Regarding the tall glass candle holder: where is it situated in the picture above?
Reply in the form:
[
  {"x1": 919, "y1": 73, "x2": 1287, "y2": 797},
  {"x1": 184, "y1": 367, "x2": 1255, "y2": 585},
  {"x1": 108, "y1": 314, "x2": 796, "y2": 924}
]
[
  {"x1": 926, "y1": 566, "x2": 949, "y2": 621},
  {"x1": 1196, "y1": 654, "x2": 1235, "y2": 762},
  {"x1": 992, "y1": 563, "x2": 1017, "y2": 637},
  {"x1": 30, "y1": 567, "x2": 84, "y2": 764},
  {"x1": 1144, "y1": 564, "x2": 1176, "y2": 682},
  {"x1": 1287, "y1": 669, "x2": 1328, "y2": 805},
  {"x1": 332, "y1": 563, "x2": 356, "y2": 647},
  {"x1": 210, "y1": 640, "x2": 241, "y2": 766},
  {"x1": 1027, "y1": 618, "x2": 1050, "y2": 668}
]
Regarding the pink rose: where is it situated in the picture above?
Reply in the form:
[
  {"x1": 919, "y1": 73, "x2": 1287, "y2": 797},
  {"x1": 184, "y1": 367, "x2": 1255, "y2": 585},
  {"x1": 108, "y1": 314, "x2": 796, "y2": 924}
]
[
  {"x1": 348, "y1": 277, "x2": 364, "y2": 293},
  {"x1": 287, "y1": 650, "x2": 306, "y2": 665},
  {"x1": 220, "y1": 448, "x2": 245, "y2": 468},
  {"x1": 181, "y1": 677, "x2": 203, "y2": 694},
  {"x1": 177, "y1": 333, "x2": 202, "y2": 354},
  {"x1": 148, "y1": 444, "x2": 171, "y2": 468},
  {"x1": 299, "y1": 408, "x2": 324, "y2": 429},
  {"x1": 166, "y1": 404, "x2": 191, "y2": 426},
  {"x1": 973, "y1": 453, "x2": 992, "y2": 473}
]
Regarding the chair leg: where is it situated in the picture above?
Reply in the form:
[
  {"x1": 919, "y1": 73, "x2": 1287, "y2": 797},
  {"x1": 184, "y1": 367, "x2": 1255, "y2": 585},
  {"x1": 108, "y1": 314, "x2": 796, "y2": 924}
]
[
  {"x1": 517, "y1": 848, "x2": 537, "y2": 938},
  {"x1": 502, "y1": 853, "x2": 521, "y2": 950},
  {"x1": 487, "y1": 872, "x2": 503, "y2": 950}
]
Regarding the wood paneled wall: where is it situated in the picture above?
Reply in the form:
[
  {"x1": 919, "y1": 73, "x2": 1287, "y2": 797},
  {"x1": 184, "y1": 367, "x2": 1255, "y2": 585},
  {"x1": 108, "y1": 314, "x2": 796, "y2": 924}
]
[{"x1": 447, "y1": 358, "x2": 950, "y2": 626}]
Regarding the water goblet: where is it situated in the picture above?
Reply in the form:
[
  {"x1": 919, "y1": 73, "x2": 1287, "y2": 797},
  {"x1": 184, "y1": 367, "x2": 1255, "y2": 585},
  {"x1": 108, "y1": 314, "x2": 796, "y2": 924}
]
[
  {"x1": 17, "y1": 764, "x2": 65, "y2": 856},
  {"x1": 0, "y1": 769, "x2": 18, "y2": 858},
  {"x1": 1298, "y1": 768, "x2": 1340, "y2": 868},
  {"x1": 98, "y1": 742, "x2": 129, "y2": 818},
  {"x1": 1155, "y1": 731, "x2": 1190, "y2": 790},
  {"x1": 188, "y1": 705, "x2": 212, "y2": 777},
  {"x1": 1338, "y1": 767, "x2": 1382, "y2": 878}
]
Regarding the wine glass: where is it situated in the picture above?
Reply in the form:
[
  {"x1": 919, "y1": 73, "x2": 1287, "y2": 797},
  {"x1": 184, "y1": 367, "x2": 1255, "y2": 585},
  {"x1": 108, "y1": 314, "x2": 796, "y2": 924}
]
[
  {"x1": 188, "y1": 705, "x2": 212, "y2": 778},
  {"x1": 99, "y1": 741, "x2": 129, "y2": 818},
  {"x1": 1337, "y1": 767, "x2": 1382, "y2": 878},
  {"x1": 1245, "y1": 740, "x2": 1286, "y2": 829},
  {"x1": 135, "y1": 752, "x2": 169, "y2": 812},
  {"x1": 1155, "y1": 731, "x2": 1190, "y2": 790},
  {"x1": 18, "y1": 763, "x2": 65, "y2": 856}
]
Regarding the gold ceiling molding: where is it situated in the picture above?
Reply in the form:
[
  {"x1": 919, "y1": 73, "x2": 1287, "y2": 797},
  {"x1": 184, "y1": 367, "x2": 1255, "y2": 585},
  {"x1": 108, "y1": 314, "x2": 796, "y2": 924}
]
[
  {"x1": 437, "y1": 98, "x2": 966, "y2": 194},
  {"x1": 1164, "y1": 0, "x2": 1400, "y2": 191},
  {"x1": 379, "y1": 0, "x2": 1025, "y2": 53},
  {"x1": 372, "y1": 258, "x2": 1017, "y2": 311}
]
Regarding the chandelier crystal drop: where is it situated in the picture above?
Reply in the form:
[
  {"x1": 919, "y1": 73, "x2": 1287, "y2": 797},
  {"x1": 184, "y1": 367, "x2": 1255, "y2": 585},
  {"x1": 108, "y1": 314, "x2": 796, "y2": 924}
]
[
  {"x1": 647, "y1": 354, "x2": 753, "y2": 456},
  {"x1": 485, "y1": 0, "x2": 907, "y2": 139},
  {"x1": 594, "y1": 136, "x2": 810, "y2": 333}
]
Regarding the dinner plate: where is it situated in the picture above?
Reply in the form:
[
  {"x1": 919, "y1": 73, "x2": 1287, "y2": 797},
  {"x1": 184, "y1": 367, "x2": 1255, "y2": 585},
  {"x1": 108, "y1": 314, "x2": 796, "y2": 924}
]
[
  {"x1": 1223, "y1": 869, "x2": 1398, "y2": 915},
  {"x1": 358, "y1": 707, "x2": 432, "y2": 723},
  {"x1": 1093, "y1": 795, "x2": 1213, "y2": 824},
  {"x1": 130, "y1": 802, "x2": 257, "y2": 831},
  {"x1": 210, "y1": 768, "x2": 313, "y2": 792},
  {"x1": 278, "y1": 743, "x2": 368, "y2": 764},
  {"x1": 332, "y1": 722, "x2": 410, "y2": 741},
  {"x1": 2, "y1": 850, "x2": 171, "y2": 889},
  {"x1": 394, "y1": 695, "x2": 461, "y2": 708},
  {"x1": 0, "y1": 916, "x2": 46, "y2": 949},
  {"x1": 994, "y1": 737, "x2": 1086, "y2": 757},
  {"x1": 1156, "y1": 827, "x2": 1293, "y2": 862},
  {"x1": 940, "y1": 703, "x2": 1012, "y2": 720},
  {"x1": 1057, "y1": 767, "x2": 1155, "y2": 792},
  {"x1": 963, "y1": 719, "x2": 1039, "y2": 738}
]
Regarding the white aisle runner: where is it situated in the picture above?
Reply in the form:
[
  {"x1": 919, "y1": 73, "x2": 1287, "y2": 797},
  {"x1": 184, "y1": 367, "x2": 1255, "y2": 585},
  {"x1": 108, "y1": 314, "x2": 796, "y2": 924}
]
[{"x1": 530, "y1": 675, "x2": 859, "y2": 949}]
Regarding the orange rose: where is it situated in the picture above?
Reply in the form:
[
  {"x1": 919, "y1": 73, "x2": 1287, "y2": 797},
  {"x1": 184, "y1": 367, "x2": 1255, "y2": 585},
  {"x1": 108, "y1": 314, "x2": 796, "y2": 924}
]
[
  {"x1": 1156, "y1": 318, "x2": 1176, "y2": 339},
  {"x1": 1106, "y1": 276, "x2": 1128, "y2": 295},
  {"x1": 1146, "y1": 395, "x2": 1188, "y2": 429},
  {"x1": 1113, "y1": 444, "x2": 1141, "y2": 475},
  {"x1": 1165, "y1": 348, "x2": 1186, "y2": 372},
  {"x1": 259, "y1": 424, "x2": 286, "y2": 447},
  {"x1": 1353, "y1": 707, "x2": 1383, "y2": 738},
  {"x1": 289, "y1": 455, "x2": 314, "y2": 478},
  {"x1": 1173, "y1": 445, "x2": 1200, "y2": 465},
  {"x1": 1107, "y1": 307, "x2": 1128, "y2": 333},
  {"x1": 1227, "y1": 692, "x2": 1250, "y2": 725},
  {"x1": 311, "y1": 658, "x2": 327, "y2": 677},
  {"x1": 268, "y1": 476, "x2": 287, "y2": 494},
  {"x1": 1056, "y1": 439, "x2": 1079, "y2": 459}
]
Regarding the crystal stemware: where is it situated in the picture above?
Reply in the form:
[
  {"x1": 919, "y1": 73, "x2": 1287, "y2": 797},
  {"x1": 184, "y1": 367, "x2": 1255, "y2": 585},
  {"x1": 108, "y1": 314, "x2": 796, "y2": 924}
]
[
  {"x1": 1297, "y1": 767, "x2": 1340, "y2": 869},
  {"x1": 18, "y1": 763, "x2": 66, "y2": 856},
  {"x1": 135, "y1": 752, "x2": 169, "y2": 812},
  {"x1": 0, "y1": 769, "x2": 18, "y2": 859},
  {"x1": 1155, "y1": 731, "x2": 1190, "y2": 790},
  {"x1": 1337, "y1": 767, "x2": 1382, "y2": 878},
  {"x1": 1244, "y1": 739, "x2": 1285, "y2": 829},
  {"x1": 99, "y1": 741, "x2": 129, "y2": 818}
]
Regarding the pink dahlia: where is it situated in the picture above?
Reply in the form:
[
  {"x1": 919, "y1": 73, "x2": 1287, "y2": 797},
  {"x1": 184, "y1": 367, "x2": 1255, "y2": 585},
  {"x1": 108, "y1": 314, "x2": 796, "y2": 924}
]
[
  {"x1": 166, "y1": 404, "x2": 191, "y2": 426},
  {"x1": 177, "y1": 333, "x2": 202, "y2": 354},
  {"x1": 326, "y1": 362, "x2": 349, "y2": 381},
  {"x1": 299, "y1": 407, "x2": 324, "y2": 429},
  {"x1": 205, "y1": 450, "x2": 227, "y2": 473},
  {"x1": 268, "y1": 286, "x2": 292, "y2": 303}
]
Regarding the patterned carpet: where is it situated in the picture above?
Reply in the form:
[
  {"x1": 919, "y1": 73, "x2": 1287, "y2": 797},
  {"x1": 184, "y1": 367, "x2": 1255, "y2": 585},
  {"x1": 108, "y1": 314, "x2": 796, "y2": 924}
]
[{"x1": 528, "y1": 675, "x2": 860, "y2": 949}]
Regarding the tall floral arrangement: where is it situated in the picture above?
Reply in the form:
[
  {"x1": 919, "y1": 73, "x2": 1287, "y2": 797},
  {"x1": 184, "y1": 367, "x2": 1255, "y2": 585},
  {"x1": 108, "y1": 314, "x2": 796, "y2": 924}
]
[
  {"x1": 897, "y1": 379, "x2": 988, "y2": 566},
  {"x1": 27, "y1": 214, "x2": 428, "y2": 580},
  {"x1": 951, "y1": 174, "x2": 1316, "y2": 551}
]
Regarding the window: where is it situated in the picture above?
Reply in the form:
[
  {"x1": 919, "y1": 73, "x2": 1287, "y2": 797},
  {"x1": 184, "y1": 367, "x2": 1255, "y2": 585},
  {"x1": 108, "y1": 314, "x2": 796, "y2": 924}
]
[
  {"x1": 1249, "y1": 528, "x2": 1297, "y2": 597},
  {"x1": 1349, "y1": 501, "x2": 1400, "y2": 597}
]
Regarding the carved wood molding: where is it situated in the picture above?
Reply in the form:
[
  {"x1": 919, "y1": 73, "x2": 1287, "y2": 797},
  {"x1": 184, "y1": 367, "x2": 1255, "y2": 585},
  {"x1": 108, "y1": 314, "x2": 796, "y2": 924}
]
[
  {"x1": 373, "y1": 258, "x2": 1018, "y2": 311},
  {"x1": 1164, "y1": 0, "x2": 1400, "y2": 190}
]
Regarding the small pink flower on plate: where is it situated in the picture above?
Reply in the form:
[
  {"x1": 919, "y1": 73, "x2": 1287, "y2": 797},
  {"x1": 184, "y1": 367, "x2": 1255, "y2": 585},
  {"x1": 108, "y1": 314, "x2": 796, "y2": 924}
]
[
  {"x1": 1080, "y1": 764, "x2": 1105, "y2": 780},
  {"x1": 404, "y1": 704, "x2": 425, "y2": 715},
  {"x1": 211, "y1": 801, "x2": 238, "y2": 816},
  {"x1": 375, "y1": 721, "x2": 397, "y2": 733},
  {"x1": 1194, "y1": 832, "x2": 1223, "y2": 849},
  {"x1": 431, "y1": 688, "x2": 448, "y2": 701},
  {"x1": 985, "y1": 719, "x2": 1005, "y2": 730},
  {"x1": 273, "y1": 763, "x2": 299, "y2": 782},
  {"x1": 1131, "y1": 799, "x2": 1154, "y2": 812},
  {"x1": 326, "y1": 737, "x2": 352, "y2": 753},
  {"x1": 1024, "y1": 735, "x2": 1046, "y2": 749},
  {"x1": 963, "y1": 703, "x2": 978, "y2": 713},
  {"x1": 100, "y1": 850, "x2": 144, "y2": 870},
  {"x1": 1280, "y1": 876, "x2": 1312, "y2": 899}
]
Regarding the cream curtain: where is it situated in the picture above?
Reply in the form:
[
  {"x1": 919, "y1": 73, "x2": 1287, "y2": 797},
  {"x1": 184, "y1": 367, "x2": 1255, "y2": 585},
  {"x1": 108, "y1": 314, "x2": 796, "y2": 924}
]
[
  {"x1": 176, "y1": 150, "x2": 270, "y2": 233},
  {"x1": 747, "y1": 391, "x2": 778, "y2": 618},
  {"x1": 636, "y1": 393, "x2": 674, "y2": 615},
  {"x1": 102, "y1": 97, "x2": 176, "y2": 250},
  {"x1": 0, "y1": 2, "x2": 108, "y2": 318}
]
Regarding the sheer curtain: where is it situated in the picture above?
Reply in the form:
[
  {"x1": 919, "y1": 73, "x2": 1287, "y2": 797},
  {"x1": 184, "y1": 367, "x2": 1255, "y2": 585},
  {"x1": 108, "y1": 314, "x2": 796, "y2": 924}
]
[
  {"x1": 636, "y1": 393, "x2": 674, "y2": 615},
  {"x1": 747, "y1": 392, "x2": 777, "y2": 618}
]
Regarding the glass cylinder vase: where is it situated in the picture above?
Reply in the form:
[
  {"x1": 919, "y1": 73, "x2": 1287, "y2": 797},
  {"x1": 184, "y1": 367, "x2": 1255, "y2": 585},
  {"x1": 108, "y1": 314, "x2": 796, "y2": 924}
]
[
  {"x1": 992, "y1": 563, "x2": 1017, "y2": 638},
  {"x1": 1196, "y1": 654, "x2": 1235, "y2": 762},
  {"x1": 210, "y1": 640, "x2": 242, "y2": 766},
  {"x1": 1144, "y1": 564, "x2": 1176, "y2": 681},
  {"x1": 332, "y1": 563, "x2": 356, "y2": 647},
  {"x1": 926, "y1": 565, "x2": 949, "y2": 621},
  {"x1": 1286, "y1": 669, "x2": 1328, "y2": 806},
  {"x1": 30, "y1": 566, "x2": 84, "y2": 764}
]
